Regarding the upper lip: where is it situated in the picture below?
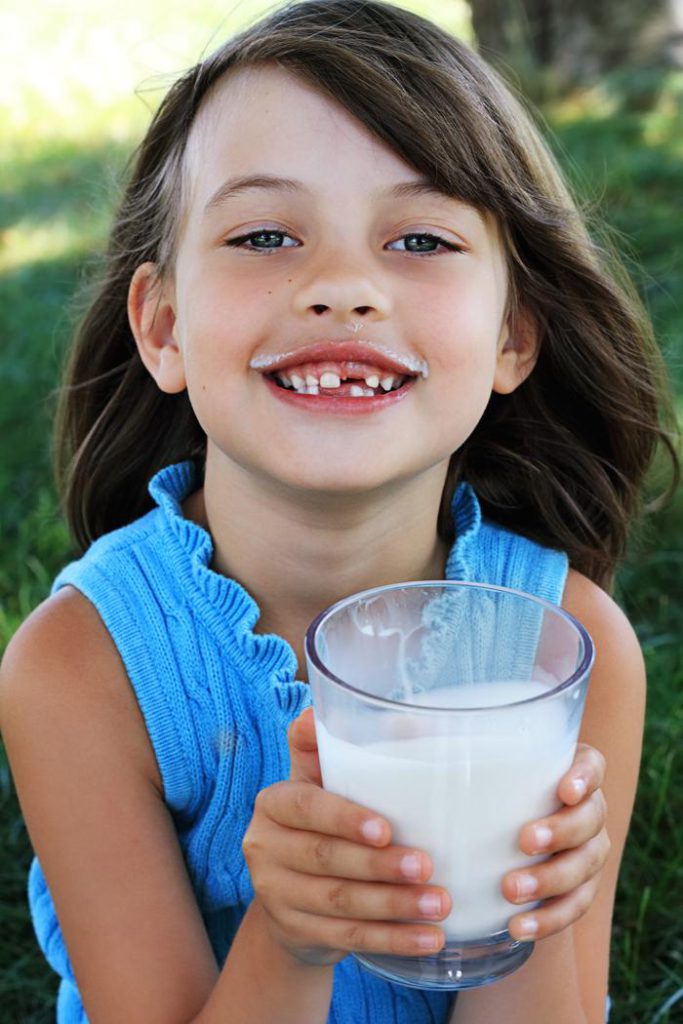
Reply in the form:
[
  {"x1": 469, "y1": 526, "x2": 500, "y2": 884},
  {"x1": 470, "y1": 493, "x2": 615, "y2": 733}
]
[{"x1": 249, "y1": 341, "x2": 428, "y2": 378}]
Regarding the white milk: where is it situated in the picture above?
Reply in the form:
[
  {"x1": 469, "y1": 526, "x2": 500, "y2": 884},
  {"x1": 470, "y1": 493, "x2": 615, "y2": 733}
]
[{"x1": 316, "y1": 680, "x2": 575, "y2": 941}]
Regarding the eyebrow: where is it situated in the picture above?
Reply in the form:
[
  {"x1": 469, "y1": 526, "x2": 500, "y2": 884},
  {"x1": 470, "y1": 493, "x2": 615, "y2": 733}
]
[
  {"x1": 204, "y1": 174, "x2": 300, "y2": 212},
  {"x1": 203, "y1": 174, "x2": 456, "y2": 214}
]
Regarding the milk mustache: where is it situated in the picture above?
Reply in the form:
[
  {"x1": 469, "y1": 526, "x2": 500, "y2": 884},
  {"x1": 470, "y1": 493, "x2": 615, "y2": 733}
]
[{"x1": 316, "y1": 680, "x2": 575, "y2": 940}]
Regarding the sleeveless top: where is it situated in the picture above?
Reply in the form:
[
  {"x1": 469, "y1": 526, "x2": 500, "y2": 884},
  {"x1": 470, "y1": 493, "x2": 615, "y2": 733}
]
[{"x1": 27, "y1": 462, "x2": 568, "y2": 1023}]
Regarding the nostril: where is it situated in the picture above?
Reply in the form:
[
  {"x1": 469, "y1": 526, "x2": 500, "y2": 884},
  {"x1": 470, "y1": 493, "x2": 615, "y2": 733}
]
[
  {"x1": 312, "y1": 304, "x2": 328, "y2": 315},
  {"x1": 355, "y1": 306, "x2": 371, "y2": 316}
]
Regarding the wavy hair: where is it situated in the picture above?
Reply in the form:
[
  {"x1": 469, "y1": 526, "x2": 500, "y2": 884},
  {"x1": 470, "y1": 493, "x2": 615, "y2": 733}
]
[{"x1": 56, "y1": 0, "x2": 678, "y2": 587}]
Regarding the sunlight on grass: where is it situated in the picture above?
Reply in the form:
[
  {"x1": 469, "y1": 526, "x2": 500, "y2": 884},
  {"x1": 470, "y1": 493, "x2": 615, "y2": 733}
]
[
  {"x1": 1, "y1": 0, "x2": 275, "y2": 140},
  {"x1": 643, "y1": 98, "x2": 683, "y2": 152},
  {"x1": 1, "y1": 1, "x2": 472, "y2": 143},
  {"x1": 547, "y1": 68, "x2": 683, "y2": 134},
  {"x1": 0, "y1": 220, "x2": 104, "y2": 273}
]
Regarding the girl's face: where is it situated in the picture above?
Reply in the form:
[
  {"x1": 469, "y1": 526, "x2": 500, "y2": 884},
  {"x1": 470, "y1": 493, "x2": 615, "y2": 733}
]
[{"x1": 134, "y1": 66, "x2": 535, "y2": 498}]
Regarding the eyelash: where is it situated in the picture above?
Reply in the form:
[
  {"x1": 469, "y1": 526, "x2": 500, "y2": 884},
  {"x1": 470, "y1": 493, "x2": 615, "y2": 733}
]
[{"x1": 224, "y1": 229, "x2": 465, "y2": 257}]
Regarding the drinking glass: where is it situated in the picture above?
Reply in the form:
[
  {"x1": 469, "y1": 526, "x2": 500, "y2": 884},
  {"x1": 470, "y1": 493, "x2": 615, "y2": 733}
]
[{"x1": 305, "y1": 581, "x2": 593, "y2": 990}]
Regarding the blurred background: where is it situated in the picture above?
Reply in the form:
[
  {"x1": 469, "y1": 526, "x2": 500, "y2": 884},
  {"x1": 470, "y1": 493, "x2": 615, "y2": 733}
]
[{"x1": 1, "y1": 1, "x2": 681, "y2": 1021}]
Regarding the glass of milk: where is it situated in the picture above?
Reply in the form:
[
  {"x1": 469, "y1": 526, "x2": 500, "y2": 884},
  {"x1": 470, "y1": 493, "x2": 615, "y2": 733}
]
[{"x1": 305, "y1": 581, "x2": 594, "y2": 990}]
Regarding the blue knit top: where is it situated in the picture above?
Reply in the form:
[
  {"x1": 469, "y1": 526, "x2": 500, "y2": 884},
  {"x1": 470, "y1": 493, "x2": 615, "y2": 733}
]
[{"x1": 28, "y1": 462, "x2": 568, "y2": 1023}]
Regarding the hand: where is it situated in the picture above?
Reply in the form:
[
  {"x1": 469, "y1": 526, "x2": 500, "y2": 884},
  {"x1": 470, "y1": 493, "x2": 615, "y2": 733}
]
[
  {"x1": 242, "y1": 707, "x2": 451, "y2": 966},
  {"x1": 502, "y1": 743, "x2": 610, "y2": 941}
]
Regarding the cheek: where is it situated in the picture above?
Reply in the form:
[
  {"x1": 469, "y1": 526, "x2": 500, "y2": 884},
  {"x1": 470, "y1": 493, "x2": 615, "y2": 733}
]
[
  {"x1": 429, "y1": 313, "x2": 501, "y2": 380},
  {"x1": 175, "y1": 289, "x2": 258, "y2": 376},
  {"x1": 422, "y1": 313, "x2": 503, "y2": 447},
  {"x1": 421, "y1": 274, "x2": 506, "y2": 360},
  {"x1": 179, "y1": 258, "x2": 273, "y2": 328}
]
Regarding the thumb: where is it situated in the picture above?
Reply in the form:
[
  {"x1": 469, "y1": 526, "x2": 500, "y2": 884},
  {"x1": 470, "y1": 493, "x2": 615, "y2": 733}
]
[{"x1": 287, "y1": 706, "x2": 323, "y2": 785}]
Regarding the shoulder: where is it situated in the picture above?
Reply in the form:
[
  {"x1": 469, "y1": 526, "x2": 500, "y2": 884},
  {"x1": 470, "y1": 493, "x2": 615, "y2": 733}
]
[
  {"x1": 0, "y1": 589, "x2": 222, "y2": 1021},
  {"x1": 561, "y1": 568, "x2": 645, "y2": 700},
  {"x1": 0, "y1": 586, "x2": 162, "y2": 793},
  {"x1": 561, "y1": 567, "x2": 645, "y2": 735},
  {"x1": 561, "y1": 569, "x2": 645, "y2": 853},
  {"x1": 3, "y1": 585, "x2": 125, "y2": 686},
  {"x1": 562, "y1": 568, "x2": 636, "y2": 637}
]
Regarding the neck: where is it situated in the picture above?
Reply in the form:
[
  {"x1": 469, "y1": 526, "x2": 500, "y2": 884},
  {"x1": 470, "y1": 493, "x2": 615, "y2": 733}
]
[{"x1": 189, "y1": 449, "x2": 451, "y2": 672}]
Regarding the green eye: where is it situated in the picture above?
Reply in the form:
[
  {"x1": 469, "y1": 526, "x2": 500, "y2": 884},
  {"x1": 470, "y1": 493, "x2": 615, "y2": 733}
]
[
  {"x1": 387, "y1": 233, "x2": 462, "y2": 255},
  {"x1": 404, "y1": 234, "x2": 440, "y2": 252},
  {"x1": 226, "y1": 230, "x2": 299, "y2": 252},
  {"x1": 249, "y1": 231, "x2": 286, "y2": 248}
]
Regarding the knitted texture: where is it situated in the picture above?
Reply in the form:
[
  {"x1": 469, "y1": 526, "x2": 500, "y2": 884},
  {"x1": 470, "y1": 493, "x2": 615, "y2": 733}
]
[{"x1": 28, "y1": 462, "x2": 568, "y2": 1023}]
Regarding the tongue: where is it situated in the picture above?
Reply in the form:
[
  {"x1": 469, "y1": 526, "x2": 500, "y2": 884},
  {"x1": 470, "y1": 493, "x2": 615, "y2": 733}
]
[{"x1": 325, "y1": 380, "x2": 377, "y2": 397}]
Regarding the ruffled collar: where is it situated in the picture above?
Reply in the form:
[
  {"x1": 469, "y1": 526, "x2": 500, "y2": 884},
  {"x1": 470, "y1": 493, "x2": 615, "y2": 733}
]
[{"x1": 148, "y1": 461, "x2": 482, "y2": 688}]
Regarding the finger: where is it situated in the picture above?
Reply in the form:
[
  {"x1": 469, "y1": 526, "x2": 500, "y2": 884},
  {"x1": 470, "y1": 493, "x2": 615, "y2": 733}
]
[
  {"x1": 288, "y1": 708, "x2": 322, "y2": 785},
  {"x1": 518, "y1": 789, "x2": 607, "y2": 856},
  {"x1": 281, "y1": 871, "x2": 451, "y2": 924},
  {"x1": 288, "y1": 707, "x2": 317, "y2": 752},
  {"x1": 503, "y1": 831, "x2": 610, "y2": 906},
  {"x1": 556, "y1": 743, "x2": 606, "y2": 806},
  {"x1": 272, "y1": 828, "x2": 434, "y2": 884},
  {"x1": 257, "y1": 780, "x2": 393, "y2": 846},
  {"x1": 507, "y1": 876, "x2": 600, "y2": 942},
  {"x1": 284, "y1": 908, "x2": 446, "y2": 958}
]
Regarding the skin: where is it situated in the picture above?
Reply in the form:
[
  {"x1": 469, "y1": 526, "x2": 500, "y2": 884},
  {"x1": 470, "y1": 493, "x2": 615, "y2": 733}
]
[
  {"x1": 0, "y1": 66, "x2": 644, "y2": 1024},
  {"x1": 131, "y1": 64, "x2": 538, "y2": 664}
]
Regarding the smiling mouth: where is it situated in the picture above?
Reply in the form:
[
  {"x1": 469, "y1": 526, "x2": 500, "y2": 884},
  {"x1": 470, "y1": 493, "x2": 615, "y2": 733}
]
[{"x1": 268, "y1": 360, "x2": 412, "y2": 397}]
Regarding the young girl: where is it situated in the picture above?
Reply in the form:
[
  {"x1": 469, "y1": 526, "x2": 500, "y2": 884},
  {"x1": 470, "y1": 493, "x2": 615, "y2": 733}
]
[{"x1": 1, "y1": 1, "x2": 675, "y2": 1022}]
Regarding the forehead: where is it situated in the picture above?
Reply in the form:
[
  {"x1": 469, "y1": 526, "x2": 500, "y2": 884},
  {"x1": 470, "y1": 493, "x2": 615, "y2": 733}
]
[
  {"x1": 184, "y1": 65, "x2": 419, "y2": 202},
  {"x1": 180, "y1": 64, "x2": 501, "y2": 250}
]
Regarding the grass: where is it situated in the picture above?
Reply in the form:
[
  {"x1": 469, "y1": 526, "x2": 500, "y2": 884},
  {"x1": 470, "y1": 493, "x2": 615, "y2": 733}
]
[
  {"x1": 0, "y1": 5, "x2": 681, "y2": 1022},
  {"x1": 544, "y1": 76, "x2": 683, "y2": 1022}
]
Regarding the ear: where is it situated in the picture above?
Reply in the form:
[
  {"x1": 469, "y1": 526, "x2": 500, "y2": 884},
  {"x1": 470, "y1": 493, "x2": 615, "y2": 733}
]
[
  {"x1": 492, "y1": 307, "x2": 539, "y2": 395},
  {"x1": 127, "y1": 262, "x2": 187, "y2": 394}
]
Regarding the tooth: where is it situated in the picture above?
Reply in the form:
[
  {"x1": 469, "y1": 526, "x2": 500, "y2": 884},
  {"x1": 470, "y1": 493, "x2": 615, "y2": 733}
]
[
  {"x1": 362, "y1": 387, "x2": 375, "y2": 397},
  {"x1": 349, "y1": 385, "x2": 365, "y2": 397},
  {"x1": 305, "y1": 374, "x2": 319, "y2": 387},
  {"x1": 277, "y1": 374, "x2": 292, "y2": 388},
  {"x1": 306, "y1": 385, "x2": 319, "y2": 395},
  {"x1": 290, "y1": 373, "x2": 304, "y2": 389},
  {"x1": 320, "y1": 372, "x2": 341, "y2": 388},
  {"x1": 365, "y1": 374, "x2": 380, "y2": 388},
  {"x1": 380, "y1": 376, "x2": 395, "y2": 391}
]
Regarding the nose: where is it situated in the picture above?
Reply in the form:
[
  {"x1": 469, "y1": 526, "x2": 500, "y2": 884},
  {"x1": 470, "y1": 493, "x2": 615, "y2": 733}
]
[{"x1": 291, "y1": 245, "x2": 392, "y2": 325}]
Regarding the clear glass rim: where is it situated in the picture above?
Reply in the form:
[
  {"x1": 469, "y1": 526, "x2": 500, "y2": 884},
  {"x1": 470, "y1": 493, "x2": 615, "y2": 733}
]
[{"x1": 305, "y1": 580, "x2": 595, "y2": 713}]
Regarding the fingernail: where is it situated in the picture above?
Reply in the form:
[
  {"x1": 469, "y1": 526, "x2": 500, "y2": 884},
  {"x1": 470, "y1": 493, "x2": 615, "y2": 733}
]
[
  {"x1": 572, "y1": 777, "x2": 587, "y2": 799},
  {"x1": 418, "y1": 893, "x2": 443, "y2": 918},
  {"x1": 531, "y1": 825, "x2": 552, "y2": 852},
  {"x1": 400, "y1": 853, "x2": 423, "y2": 880},
  {"x1": 517, "y1": 916, "x2": 538, "y2": 940},
  {"x1": 361, "y1": 818, "x2": 385, "y2": 843},
  {"x1": 416, "y1": 932, "x2": 440, "y2": 951},
  {"x1": 515, "y1": 874, "x2": 538, "y2": 899}
]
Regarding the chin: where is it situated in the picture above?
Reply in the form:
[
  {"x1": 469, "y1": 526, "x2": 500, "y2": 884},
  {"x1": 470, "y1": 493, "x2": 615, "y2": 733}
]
[{"x1": 285, "y1": 472, "x2": 395, "y2": 497}]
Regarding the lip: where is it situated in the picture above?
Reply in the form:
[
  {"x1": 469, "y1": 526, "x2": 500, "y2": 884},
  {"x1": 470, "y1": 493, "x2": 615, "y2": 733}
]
[
  {"x1": 263, "y1": 374, "x2": 416, "y2": 414},
  {"x1": 250, "y1": 340, "x2": 428, "y2": 378}
]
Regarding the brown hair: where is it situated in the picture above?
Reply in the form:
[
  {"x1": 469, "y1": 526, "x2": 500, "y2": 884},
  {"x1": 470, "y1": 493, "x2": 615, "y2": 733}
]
[{"x1": 56, "y1": 0, "x2": 678, "y2": 587}]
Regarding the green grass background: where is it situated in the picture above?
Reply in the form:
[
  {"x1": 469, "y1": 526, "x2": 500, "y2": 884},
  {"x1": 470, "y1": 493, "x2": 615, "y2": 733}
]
[{"x1": 1, "y1": 2, "x2": 681, "y2": 1021}]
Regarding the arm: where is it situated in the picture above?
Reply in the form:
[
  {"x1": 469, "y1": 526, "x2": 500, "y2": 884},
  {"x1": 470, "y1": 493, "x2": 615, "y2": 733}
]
[
  {"x1": 0, "y1": 588, "x2": 332, "y2": 1024},
  {"x1": 450, "y1": 569, "x2": 645, "y2": 1024},
  {"x1": 1, "y1": 588, "x2": 451, "y2": 1024}
]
